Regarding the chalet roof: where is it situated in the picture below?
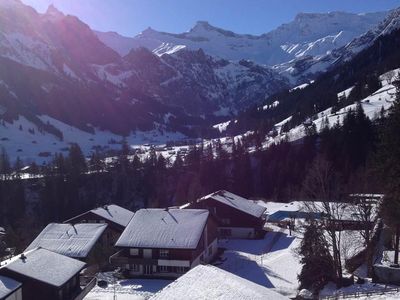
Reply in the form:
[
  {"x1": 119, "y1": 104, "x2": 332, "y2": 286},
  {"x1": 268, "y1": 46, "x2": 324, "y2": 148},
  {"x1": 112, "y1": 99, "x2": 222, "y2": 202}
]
[
  {"x1": 65, "y1": 204, "x2": 134, "y2": 228},
  {"x1": 265, "y1": 201, "x2": 379, "y2": 222},
  {"x1": 150, "y1": 265, "x2": 288, "y2": 300},
  {"x1": 116, "y1": 209, "x2": 209, "y2": 249},
  {"x1": 25, "y1": 223, "x2": 107, "y2": 258},
  {"x1": 0, "y1": 248, "x2": 85, "y2": 287},
  {"x1": 0, "y1": 275, "x2": 21, "y2": 298},
  {"x1": 90, "y1": 204, "x2": 134, "y2": 227},
  {"x1": 198, "y1": 190, "x2": 266, "y2": 218}
]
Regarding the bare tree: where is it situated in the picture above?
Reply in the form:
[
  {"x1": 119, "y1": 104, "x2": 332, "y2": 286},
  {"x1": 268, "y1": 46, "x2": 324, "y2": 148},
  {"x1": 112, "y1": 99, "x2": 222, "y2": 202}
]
[{"x1": 302, "y1": 155, "x2": 346, "y2": 286}]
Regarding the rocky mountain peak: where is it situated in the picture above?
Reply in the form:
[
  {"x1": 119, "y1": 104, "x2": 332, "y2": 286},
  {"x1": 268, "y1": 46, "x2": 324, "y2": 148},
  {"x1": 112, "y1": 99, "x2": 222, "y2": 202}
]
[{"x1": 45, "y1": 4, "x2": 65, "y2": 19}]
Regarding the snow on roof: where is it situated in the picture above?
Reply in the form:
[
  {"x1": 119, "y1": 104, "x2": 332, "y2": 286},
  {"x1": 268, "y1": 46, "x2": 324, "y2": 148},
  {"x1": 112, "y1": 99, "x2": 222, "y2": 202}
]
[
  {"x1": 178, "y1": 202, "x2": 191, "y2": 209},
  {"x1": 90, "y1": 204, "x2": 134, "y2": 227},
  {"x1": 25, "y1": 223, "x2": 107, "y2": 258},
  {"x1": 266, "y1": 200, "x2": 380, "y2": 222},
  {"x1": 150, "y1": 265, "x2": 289, "y2": 300},
  {"x1": 257, "y1": 200, "x2": 287, "y2": 215},
  {"x1": 116, "y1": 209, "x2": 209, "y2": 249},
  {"x1": 199, "y1": 190, "x2": 266, "y2": 218},
  {"x1": 0, "y1": 248, "x2": 85, "y2": 287},
  {"x1": 0, "y1": 275, "x2": 21, "y2": 298}
]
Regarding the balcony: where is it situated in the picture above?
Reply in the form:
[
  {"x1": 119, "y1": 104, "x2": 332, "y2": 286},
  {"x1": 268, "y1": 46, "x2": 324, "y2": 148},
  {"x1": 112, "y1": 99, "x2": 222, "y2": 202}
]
[{"x1": 109, "y1": 250, "x2": 157, "y2": 267}]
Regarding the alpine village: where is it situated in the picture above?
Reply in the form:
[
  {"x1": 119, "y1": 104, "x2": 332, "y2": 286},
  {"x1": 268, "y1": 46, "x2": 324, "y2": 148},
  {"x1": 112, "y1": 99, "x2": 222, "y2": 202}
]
[{"x1": 1, "y1": 0, "x2": 400, "y2": 299}]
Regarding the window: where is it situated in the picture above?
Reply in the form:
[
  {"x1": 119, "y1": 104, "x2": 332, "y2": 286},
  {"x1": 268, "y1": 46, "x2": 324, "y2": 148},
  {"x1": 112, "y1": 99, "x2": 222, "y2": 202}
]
[
  {"x1": 221, "y1": 218, "x2": 230, "y2": 225},
  {"x1": 220, "y1": 229, "x2": 231, "y2": 237},
  {"x1": 176, "y1": 266, "x2": 186, "y2": 273},
  {"x1": 130, "y1": 248, "x2": 139, "y2": 256},
  {"x1": 158, "y1": 265, "x2": 169, "y2": 273},
  {"x1": 159, "y1": 249, "x2": 169, "y2": 258},
  {"x1": 131, "y1": 264, "x2": 140, "y2": 272}
]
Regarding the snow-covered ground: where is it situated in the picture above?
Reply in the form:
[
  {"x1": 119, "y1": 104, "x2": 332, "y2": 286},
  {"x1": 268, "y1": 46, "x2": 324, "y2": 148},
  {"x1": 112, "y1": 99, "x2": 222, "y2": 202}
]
[
  {"x1": 84, "y1": 273, "x2": 172, "y2": 300},
  {"x1": 0, "y1": 114, "x2": 186, "y2": 164},
  {"x1": 321, "y1": 279, "x2": 400, "y2": 300},
  {"x1": 218, "y1": 229, "x2": 302, "y2": 298}
]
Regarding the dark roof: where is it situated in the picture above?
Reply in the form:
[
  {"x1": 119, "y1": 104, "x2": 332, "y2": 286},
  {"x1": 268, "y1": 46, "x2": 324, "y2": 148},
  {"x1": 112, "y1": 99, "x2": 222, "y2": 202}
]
[
  {"x1": 116, "y1": 209, "x2": 209, "y2": 249},
  {"x1": 0, "y1": 248, "x2": 85, "y2": 287}
]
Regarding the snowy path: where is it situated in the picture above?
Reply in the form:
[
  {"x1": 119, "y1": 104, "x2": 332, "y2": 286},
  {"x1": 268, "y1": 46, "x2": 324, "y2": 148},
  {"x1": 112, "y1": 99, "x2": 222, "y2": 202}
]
[{"x1": 218, "y1": 230, "x2": 302, "y2": 298}]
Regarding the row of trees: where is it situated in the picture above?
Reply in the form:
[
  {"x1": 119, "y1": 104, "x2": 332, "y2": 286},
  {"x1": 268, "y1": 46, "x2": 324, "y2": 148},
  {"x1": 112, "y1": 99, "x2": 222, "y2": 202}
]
[{"x1": 297, "y1": 77, "x2": 400, "y2": 293}]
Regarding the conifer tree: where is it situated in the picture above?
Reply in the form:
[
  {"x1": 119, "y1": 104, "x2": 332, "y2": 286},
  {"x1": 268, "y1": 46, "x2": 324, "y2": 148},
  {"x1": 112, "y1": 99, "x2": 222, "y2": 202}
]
[
  {"x1": 379, "y1": 76, "x2": 400, "y2": 264},
  {"x1": 0, "y1": 148, "x2": 11, "y2": 179},
  {"x1": 298, "y1": 222, "x2": 335, "y2": 292}
]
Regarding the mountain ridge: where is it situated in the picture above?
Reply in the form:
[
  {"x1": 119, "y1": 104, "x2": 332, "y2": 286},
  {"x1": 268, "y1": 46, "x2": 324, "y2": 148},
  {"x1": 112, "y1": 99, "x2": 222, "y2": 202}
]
[{"x1": 96, "y1": 10, "x2": 389, "y2": 69}]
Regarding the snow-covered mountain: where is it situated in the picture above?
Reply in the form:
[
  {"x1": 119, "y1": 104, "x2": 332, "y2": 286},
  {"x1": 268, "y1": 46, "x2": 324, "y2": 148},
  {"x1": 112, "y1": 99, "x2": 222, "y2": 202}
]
[
  {"x1": 275, "y1": 8, "x2": 400, "y2": 82},
  {"x1": 96, "y1": 11, "x2": 387, "y2": 67},
  {"x1": 0, "y1": 0, "x2": 289, "y2": 139},
  {"x1": 1, "y1": 0, "x2": 399, "y2": 163}
]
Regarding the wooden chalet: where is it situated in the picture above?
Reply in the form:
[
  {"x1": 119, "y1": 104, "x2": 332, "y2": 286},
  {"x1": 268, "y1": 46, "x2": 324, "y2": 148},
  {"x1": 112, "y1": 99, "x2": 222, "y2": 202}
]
[
  {"x1": 0, "y1": 248, "x2": 95, "y2": 300},
  {"x1": 187, "y1": 190, "x2": 266, "y2": 239},
  {"x1": 64, "y1": 204, "x2": 134, "y2": 247},
  {"x1": 25, "y1": 223, "x2": 107, "y2": 264},
  {"x1": 110, "y1": 208, "x2": 218, "y2": 278}
]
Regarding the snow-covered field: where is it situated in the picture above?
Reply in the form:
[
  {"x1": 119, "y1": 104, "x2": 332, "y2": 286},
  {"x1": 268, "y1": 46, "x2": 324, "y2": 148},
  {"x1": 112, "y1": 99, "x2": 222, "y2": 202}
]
[
  {"x1": 218, "y1": 229, "x2": 302, "y2": 298},
  {"x1": 84, "y1": 273, "x2": 172, "y2": 300},
  {"x1": 0, "y1": 114, "x2": 186, "y2": 164}
]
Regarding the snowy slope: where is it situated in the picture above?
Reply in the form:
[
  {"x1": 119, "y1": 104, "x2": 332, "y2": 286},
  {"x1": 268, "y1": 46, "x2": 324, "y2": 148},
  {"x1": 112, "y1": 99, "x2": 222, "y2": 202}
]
[
  {"x1": 263, "y1": 68, "x2": 399, "y2": 148},
  {"x1": 218, "y1": 229, "x2": 302, "y2": 297},
  {"x1": 0, "y1": 114, "x2": 186, "y2": 163},
  {"x1": 96, "y1": 12, "x2": 387, "y2": 67}
]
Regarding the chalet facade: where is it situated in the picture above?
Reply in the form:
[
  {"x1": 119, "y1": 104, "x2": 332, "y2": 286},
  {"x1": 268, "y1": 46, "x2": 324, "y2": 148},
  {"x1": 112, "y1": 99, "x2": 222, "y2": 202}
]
[
  {"x1": 110, "y1": 208, "x2": 218, "y2": 278},
  {"x1": 0, "y1": 248, "x2": 94, "y2": 300},
  {"x1": 188, "y1": 190, "x2": 266, "y2": 239},
  {"x1": 25, "y1": 223, "x2": 107, "y2": 264},
  {"x1": 65, "y1": 204, "x2": 134, "y2": 247},
  {"x1": 0, "y1": 275, "x2": 22, "y2": 300}
]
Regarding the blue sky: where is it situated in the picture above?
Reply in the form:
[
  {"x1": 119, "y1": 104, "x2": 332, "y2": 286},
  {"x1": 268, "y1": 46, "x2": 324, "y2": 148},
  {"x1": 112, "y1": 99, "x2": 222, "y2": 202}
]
[{"x1": 21, "y1": 0, "x2": 400, "y2": 37}]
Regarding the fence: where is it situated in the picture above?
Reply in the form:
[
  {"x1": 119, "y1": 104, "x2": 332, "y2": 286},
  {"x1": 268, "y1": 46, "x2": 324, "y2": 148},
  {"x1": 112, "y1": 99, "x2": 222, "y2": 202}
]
[{"x1": 321, "y1": 287, "x2": 400, "y2": 299}]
